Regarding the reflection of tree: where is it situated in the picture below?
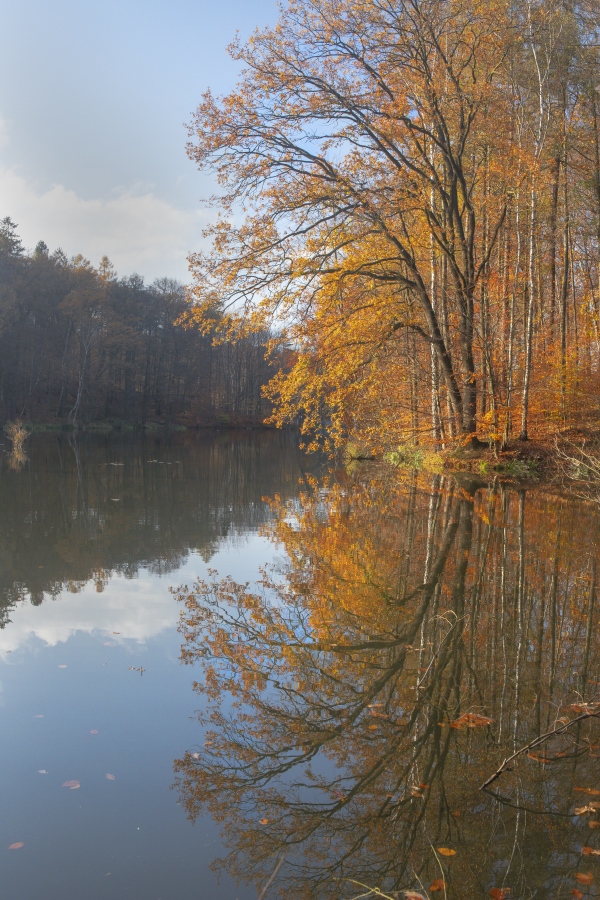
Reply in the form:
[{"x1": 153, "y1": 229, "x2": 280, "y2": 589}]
[
  {"x1": 174, "y1": 469, "x2": 600, "y2": 899},
  {"x1": 0, "y1": 430, "x2": 316, "y2": 625}
]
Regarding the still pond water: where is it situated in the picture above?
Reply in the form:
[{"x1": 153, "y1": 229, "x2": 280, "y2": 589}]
[{"x1": 2, "y1": 432, "x2": 600, "y2": 899}]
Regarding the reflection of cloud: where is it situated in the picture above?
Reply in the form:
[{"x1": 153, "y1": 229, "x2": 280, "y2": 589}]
[
  {"x1": 0, "y1": 572, "x2": 178, "y2": 657},
  {"x1": 0, "y1": 160, "x2": 207, "y2": 281}
]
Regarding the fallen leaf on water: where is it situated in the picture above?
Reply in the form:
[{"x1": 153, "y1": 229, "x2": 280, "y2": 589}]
[
  {"x1": 112, "y1": 632, "x2": 120, "y2": 635},
  {"x1": 259, "y1": 818, "x2": 269, "y2": 825},
  {"x1": 38, "y1": 770, "x2": 48, "y2": 775},
  {"x1": 57, "y1": 665, "x2": 67, "y2": 669},
  {"x1": 575, "y1": 806, "x2": 596, "y2": 815},
  {"x1": 590, "y1": 822, "x2": 600, "y2": 828},
  {"x1": 33, "y1": 715, "x2": 44, "y2": 718},
  {"x1": 62, "y1": 780, "x2": 80, "y2": 790},
  {"x1": 573, "y1": 890, "x2": 584, "y2": 899},
  {"x1": 581, "y1": 847, "x2": 600, "y2": 856},
  {"x1": 450, "y1": 712, "x2": 494, "y2": 729},
  {"x1": 452, "y1": 810, "x2": 462, "y2": 817},
  {"x1": 90, "y1": 730, "x2": 99, "y2": 735},
  {"x1": 437, "y1": 847, "x2": 456, "y2": 857},
  {"x1": 368, "y1": 724, "x2": 378, "y2": 730},
  {"x1": 576, "y1": 788, "x2": 600, "y2": 796},
  {"x1": 404, "y1": 892, "x2": 426, "y2": 900},
  {"x1": 575, "y1": 873, "x2": 594, "y2": 885},
  {"x1": 103, "y1": 642, "x2": 114, "y2": 646},
  {"x1": 105, "y1": 774, "x2": 116, "y2": 781},
  {"x1": 430, "y1": 879, "x2": 445, "y2": 891},
  {"x1": 419, "y1": 783, "x2": 429, "y2": 790},
  {"x1": 489, "y1": 889, "x2": 511, "y2": 899},
  {"x1": 191, "y1": 752, "x2": 200, "y2": 760},
  {"x1": 8, "y1": 843, "x2": 24, "y2": 850}
]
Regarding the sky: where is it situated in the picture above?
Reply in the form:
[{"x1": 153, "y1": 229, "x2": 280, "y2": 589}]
[{"x1": 0, "y1": 0, "x2": 279, "y2": 282}]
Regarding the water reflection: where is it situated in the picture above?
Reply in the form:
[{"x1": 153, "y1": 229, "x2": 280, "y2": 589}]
[
  {"x1": 0, "y1": 430, "x2": 313, "y2": 633},
  {"x1": 175, "y1": 468, "x2": 600, "y2": 899}
]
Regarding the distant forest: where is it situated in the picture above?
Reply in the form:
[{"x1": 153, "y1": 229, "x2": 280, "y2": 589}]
[{"x1": 0, "y1": 217, "x2": 276, "y2": 427}]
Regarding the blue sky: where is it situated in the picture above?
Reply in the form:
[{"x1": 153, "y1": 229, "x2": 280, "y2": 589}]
[{"x1": 0, "y1": 0, "x2": 278, "y2": 280}]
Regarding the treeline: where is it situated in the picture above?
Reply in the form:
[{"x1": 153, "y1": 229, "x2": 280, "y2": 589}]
[
  {"x1": 0, "y1": 218, "x2": 274, "y2": 427},
  {"x1": 186, "y1": 0, "x2": 600, "y2": 450}
]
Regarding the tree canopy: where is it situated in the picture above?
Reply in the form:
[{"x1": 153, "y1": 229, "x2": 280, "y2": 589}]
[{"x1": 186, "y1": 0, "x2": 600, "y2": 450}]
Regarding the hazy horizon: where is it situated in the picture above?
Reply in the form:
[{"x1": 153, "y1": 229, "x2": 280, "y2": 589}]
[{"x1": 0, "y1": 0, "x2": 278, "y2": 282}]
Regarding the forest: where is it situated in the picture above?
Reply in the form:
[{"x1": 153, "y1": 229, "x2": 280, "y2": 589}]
[
  {"x1": 0, "y1": 217, "x2": 274, "y2": 427},
  {"x1": 185, "y1": 0, "x2": 600, "y2": 452}
]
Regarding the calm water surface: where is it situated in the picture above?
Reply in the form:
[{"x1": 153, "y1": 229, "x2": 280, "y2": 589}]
[{"x1": 3, "y1": 435, "x2": 600, "y2": 899}]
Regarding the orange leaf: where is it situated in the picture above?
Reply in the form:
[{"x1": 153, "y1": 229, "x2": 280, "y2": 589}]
[
  {"x1": 404, "y1": 893, "x2": 426, "y2": 900},
  {"x1": 581, "y1": 847, "x2": 600, "y2": 856},
  {"x1": 62, "y1": 780, "x2": 80, "y2": 790},
  {"x1": 437, "y1": 847, "x2": 456, "y2": 857},
  {"x1": 430, "y1": 879, "x2": 445, "y2": 891},
  {"x1": 572, "y1": 890, "x2": 584, "y2": 899},
  {"x1": 259, "y1": 818, "x2": 269, "y2": 825},
  {"x1": 489, "y1": 889, "x2": 511, "y2": 899},
  {"x1": 8, "y1": 842, "x2": 24, "y2": 850},
  {"x1": 575, "y1": 873, "x2": 594, "y2": 885},
  {"x1": 450, "y1": 712, "x2": 494, "y2": 729},
  {"x1": 575, "y1": 788, "x2": 600, "y2": 796}
]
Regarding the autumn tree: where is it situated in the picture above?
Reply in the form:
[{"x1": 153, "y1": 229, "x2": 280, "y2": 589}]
[{"x1": 186, "y1": 0, "x2": 600, "y2": 451}]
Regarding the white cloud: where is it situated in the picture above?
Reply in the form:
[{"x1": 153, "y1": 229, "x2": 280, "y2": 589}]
[
  {"x1": 0, "y1": 572, "x2": 179, "y2": 656},
  {"x1": 0, "y1": 159, "x2": 208, "y2": 282}
]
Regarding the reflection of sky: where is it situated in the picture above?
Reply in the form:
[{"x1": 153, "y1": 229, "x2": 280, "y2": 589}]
[
  {"x1": 0, "y1": 533, "x2": 277, "y2": 658},
  {"x1": 0, "y1": 529, "x2": 278, "y2": 900}
]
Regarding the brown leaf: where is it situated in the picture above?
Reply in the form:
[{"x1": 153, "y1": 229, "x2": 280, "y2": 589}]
[
  {"x1": 575, "y1": 788, "x2": 600, "y2": 796},
  {"x1": 489, "y1": 889, "x2": 511, "y2": 900},
  {"x1": 572, "y1": 890, "x2": 584, "y2": 900},
  {"x1": 105, "y1": 774, "x2": 116, "y2": 780},
  {"x1": 89, "y1": 730, "x2": 99, "y2": 735},
  {"x1": 62, "y1": 780, "x2": 80, "y2": 790},
  {"x1": 8, "y1": 843, "x2": 24, "y2": 850},
  {"x1": 259, "y1": 818, "x2": 269, "y2": 825},
  {"x1": 575, "y1": 873, "x2": 594, "y2": 885},
  {"x1": 581, "y1": 847, "x2": 600, "y2": 856},
  {"x1": 430, "y1": 879, "x2": 445, "y2": 892},
  {"x1": 57, "y1": 665, "x2": 67, "y2": 669},
  {"x1": 450, "y1": 712, "x2": 494, "y2": 729},
  {"x1": 404, "y1": 893, "x2": 426, "y2": 900},
  {"x1": 575, "y1": 806, "x2": 595, "y2": 815},
  {"x1": 590, "y1": 822, "x2": 600, "y2": 828},
  {"x1": 437, "y1": 847, "x2": 456, "y2": 857}
]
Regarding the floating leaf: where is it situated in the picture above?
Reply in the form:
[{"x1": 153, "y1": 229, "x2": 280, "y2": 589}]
[
  {"x1": 90, "y1": 730, "x2": 99, "y2": 735},
  {"x1": 38, "y1": 769, "x2": 48, "y2": 775},
  {"x1": 404, "y1": 893, "x2": 426, "y2": 900},
  {"x1": 490, "y1": 889, "x2": 511, "y2": 899},
  {"x1": 575, "y1": 873, "x2": 594, "y2": 885},
  {"x1": 575, "y1": 806, "x2": 596, "y2": 815},
  {"x1": 437, "y1": 847, "x2": 456, "y2": 857},
  {"x1": 57, "y1": 665, "x2": 67, "y2": 669},
  {"x1": 573, "y1": 890, "x2": 584, "y2": 899},
  {"x1": 62, "y1": 780, "x2": 80, "y2": 790},
  {"x1": 576, "y1": 788, "x2": 600, "y2": 796},
  {"x1": 33, "y1": 715, "x2": 44, "y2": 718},
  {"x1": 581, "y1": 847, "x2": 600, "y2": 856},
  {"x1": 259, "y1": 818, "x2": 269, "y2": 825},
  {"x1": 590, "y1": 822, "x2": 600, "y2": 828},
  {"x1": 105, "y1": 774, "x2": 116, "y2": 781},
  {"x1": 450, "y1": 712, "x2": 494, "y2": 729},
  {"x1": 8, "y1": 843, "x2": 24, "y2": 850},
  {"x1": 191, "y1": 752, "x2": 200, "y2": 760},
  {"x1": 430, "y1": 879, "x2": 445, "y2": 891}
]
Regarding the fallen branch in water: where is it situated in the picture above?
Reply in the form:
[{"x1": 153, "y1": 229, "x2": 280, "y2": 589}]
[
  {"x1": 257, "y1": 854, "x2": 285, "y2": 900},
  {"x1": 481, "y1": 708, "x2": 600, "y2": 792}
]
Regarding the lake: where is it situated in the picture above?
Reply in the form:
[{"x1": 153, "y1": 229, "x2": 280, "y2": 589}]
[{"x1": 2, "y1": 433, "x2": 600, "y2": 899}]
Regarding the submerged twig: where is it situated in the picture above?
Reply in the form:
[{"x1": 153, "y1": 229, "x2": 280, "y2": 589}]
[{"x1": 481, "y1": 709, "x2": 600, "y2": 791}]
